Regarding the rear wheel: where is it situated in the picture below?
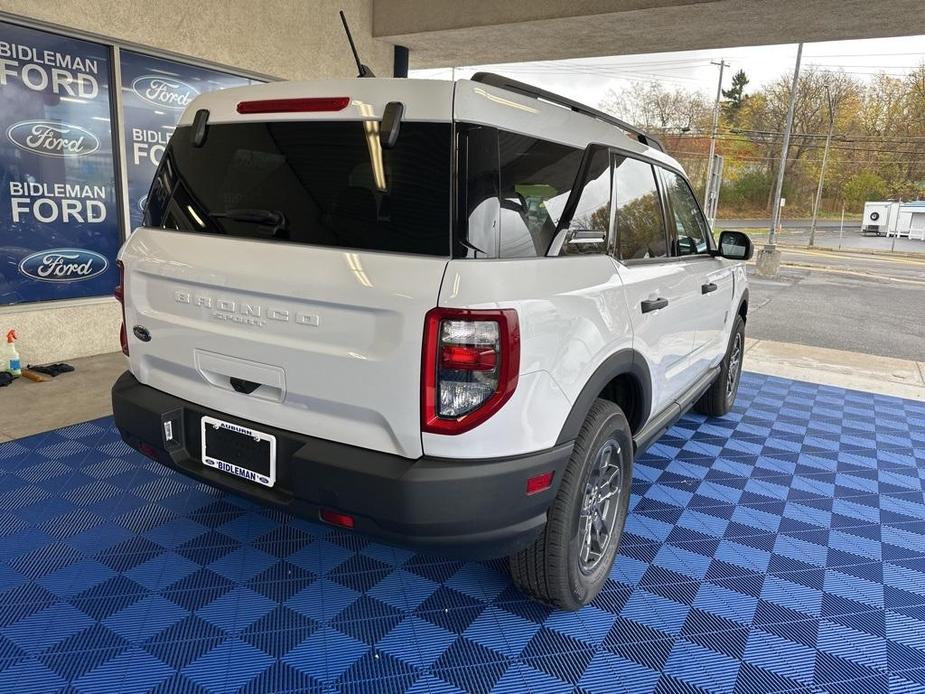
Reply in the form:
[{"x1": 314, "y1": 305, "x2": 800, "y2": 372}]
[
  {"x1": 695, "y1": 314, "x2": 745, "y2": 417},
  {"x1": 509, "y1": 400, "x2": 633, "y2": 610}
]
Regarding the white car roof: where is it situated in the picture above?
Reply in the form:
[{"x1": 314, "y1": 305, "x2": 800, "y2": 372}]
[{"x1": 178, "y1": 77, "x2": 684, "y2": 173}]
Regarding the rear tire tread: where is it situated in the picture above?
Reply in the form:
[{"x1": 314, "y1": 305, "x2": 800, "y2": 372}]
[
  {"x1": 509, "y1": 399, "x2": 628, "y2": 609},
  {"x1": 695, "y1": 315, "x2": 745, "y2": 417}
]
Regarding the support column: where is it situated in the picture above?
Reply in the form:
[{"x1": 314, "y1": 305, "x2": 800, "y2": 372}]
[{"x1": 393, "y1": 45, "x2": 409, "y2": 78}]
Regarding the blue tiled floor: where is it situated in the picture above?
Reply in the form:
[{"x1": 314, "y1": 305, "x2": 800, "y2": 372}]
[{"x1": 2, "y1": 372, "x2": 925, "y2": 693}]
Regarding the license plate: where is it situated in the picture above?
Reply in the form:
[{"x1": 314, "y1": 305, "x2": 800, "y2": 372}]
[{"x1": 201, "y1": 416, "x2": 276, "y2": 488}]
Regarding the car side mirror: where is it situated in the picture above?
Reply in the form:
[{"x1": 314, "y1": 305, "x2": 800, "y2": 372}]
[
  {"x1": 547, "y1": 227, "x2": 607, "y2": 256},
  {"x1": 677, "y1": 235, "x2": 697, "y2": 255},
  {"x1": 716, "y1": 230, "x2": 753, "y2": 261}
]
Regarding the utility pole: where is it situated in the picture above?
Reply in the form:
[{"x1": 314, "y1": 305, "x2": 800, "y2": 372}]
[
  {"x1": 703, "y1": 59, "x2": 729, "y2": 216},
  {"x1": 809, "y1": 85, "x2": 835, "y2": 248},
  {"x1": 757, "y1": 42, "x2": 803, "y2": 278}
]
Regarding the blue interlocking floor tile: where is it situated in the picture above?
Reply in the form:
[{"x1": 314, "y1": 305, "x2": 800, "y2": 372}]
[{"x1": 2, "y1": 372, "x2": 925, "y2": 692}]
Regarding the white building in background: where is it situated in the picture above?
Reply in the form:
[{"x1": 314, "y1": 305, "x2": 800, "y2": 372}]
[{"x1": 862, "y1": 200, "x2": 925, "y2": 240}]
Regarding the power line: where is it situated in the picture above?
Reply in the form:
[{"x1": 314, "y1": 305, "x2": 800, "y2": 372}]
[
  {"x1": 687, "y1": 137, "x2": 925, "y2": 155},
  {"x1": 671, "y1": 150, "x2": 925, "y2": 164},
  {"x1": 717, "y1": 129, "x2": 925, "y2": 141},
  {"x1": 803, "y1": 51, "x2": 925, "y2": 58}
]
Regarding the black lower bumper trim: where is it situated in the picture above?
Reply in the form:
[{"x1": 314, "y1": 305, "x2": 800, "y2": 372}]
[{"x1": 112, "y1": 372, "x2": 572, "y2": 559}]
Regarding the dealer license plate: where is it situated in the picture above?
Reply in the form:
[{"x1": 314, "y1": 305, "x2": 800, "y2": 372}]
[{"x1": 201, "y1": 416, "x2": 276, "y2": 488}]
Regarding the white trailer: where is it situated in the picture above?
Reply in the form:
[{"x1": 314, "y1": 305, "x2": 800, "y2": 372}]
[{"x1": 861, "y1": 201, "x2": 899, "y2": 236}]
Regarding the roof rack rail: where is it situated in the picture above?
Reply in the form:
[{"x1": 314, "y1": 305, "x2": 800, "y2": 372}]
[{"x1": 470, "y1": 71, "x2": 664, "y2": 153}]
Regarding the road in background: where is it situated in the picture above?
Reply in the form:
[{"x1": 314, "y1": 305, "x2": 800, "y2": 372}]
[
  {"x1": 719, "y1": 218, "x2": 857, "y2": 230},
  {"x1": 719, "y1": 217, "x2": 925, "y2": 254},
  {"x1": 745, "y1": 247, "x2": 925, "y2": 361}
]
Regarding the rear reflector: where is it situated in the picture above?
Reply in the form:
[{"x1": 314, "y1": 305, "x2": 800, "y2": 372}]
[
  {"x1": 115, "y1": 260, "x2": 128, "y2": 356},
  {"x1": 526, "y1": 471, "x2": 555, "y2": 495},
  {"x1": 137, "y1": 442, "x2": 161, "y2": 461},
  {"x1": 236, "y1": 96, "x2": 350, "y2": 114},
  {"x1": 320, "y1": 509, "x2": 355, "y2": 529}
]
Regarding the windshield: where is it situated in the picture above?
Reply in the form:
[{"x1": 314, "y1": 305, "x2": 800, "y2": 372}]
[{"x1": 144, "y1": 121, "x2": 453, "y2": 256}]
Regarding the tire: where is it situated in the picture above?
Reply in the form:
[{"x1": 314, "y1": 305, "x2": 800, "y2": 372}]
[
  {"x1": 509, "y1": 399, "x2": 633, "y2": 611},
  {"x1": 694, "y1": 314, "x2": 745, "y2": 417}
]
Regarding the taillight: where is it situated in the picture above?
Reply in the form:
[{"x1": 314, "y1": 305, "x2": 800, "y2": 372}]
[
  {"x1": 115, "y1": 260, "x2": 128, "y2": 356},
  {"x1": 236, "y1": 97, "x2": 350, "y2": 114},
  {"x1": 422, "y1": 308, "x2": 520, "y2": 435}
]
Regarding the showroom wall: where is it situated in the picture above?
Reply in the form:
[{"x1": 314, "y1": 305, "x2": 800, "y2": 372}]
[
  {"x1": 0, "y1": 0, "x2": 393, "y2": 80},
  {"x1": 0, "y1": 0, "x2": 394, "y2": 365}
]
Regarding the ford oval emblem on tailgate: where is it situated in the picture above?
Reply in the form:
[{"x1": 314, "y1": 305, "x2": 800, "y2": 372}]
[{"x1": 133, "y1": 325, "x2": 151, "y2": 342}]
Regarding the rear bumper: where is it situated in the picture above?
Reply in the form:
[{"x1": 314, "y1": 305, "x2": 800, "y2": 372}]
[{"x1": 111, "y1": 371, "x2": 571, "y2": 559}]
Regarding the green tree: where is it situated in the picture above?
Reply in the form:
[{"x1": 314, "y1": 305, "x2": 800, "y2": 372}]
[
  {"x1": 843, "y1": 171, "x2": 888, "y2": 206},
  {"x1": 722, "y1": 69, "x2": 750, "y2": 118}
]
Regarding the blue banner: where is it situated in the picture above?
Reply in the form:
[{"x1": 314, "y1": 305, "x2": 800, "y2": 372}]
[
  {"x1": 120, "y1": 51, "x2": 256, "y2": 230},
  {"x1": 0, "y1": 21, "x2": 120, "y2": 304}
]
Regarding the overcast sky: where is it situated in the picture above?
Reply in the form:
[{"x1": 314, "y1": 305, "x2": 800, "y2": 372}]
[{"x1": 411, "y1": 35, "x2": 925, "y2": 109}]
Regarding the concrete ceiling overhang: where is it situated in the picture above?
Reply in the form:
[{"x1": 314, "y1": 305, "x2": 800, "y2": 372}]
[{"x1": 373, "y1": 0, "x2": 925, "y2": 68}]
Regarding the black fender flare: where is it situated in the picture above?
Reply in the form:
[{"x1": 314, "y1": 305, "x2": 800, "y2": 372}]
[
  {"x1": 555, "y1": 348, "x2": 652, "y2": 445},
  {"x1": 737, "y1": 287, "x2": 750, "y2": 319}
]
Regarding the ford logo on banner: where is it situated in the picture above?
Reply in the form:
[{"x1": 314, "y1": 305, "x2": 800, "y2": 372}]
[
  {"x1": 7, "y1": 120, "x2": 101, "y2": 158},
  {"x1": 131, "y1": 75, "x2": 200, "y2": 110},
  {"x1": 18, "y1": 249, "x2": 109, "y2": 282}
]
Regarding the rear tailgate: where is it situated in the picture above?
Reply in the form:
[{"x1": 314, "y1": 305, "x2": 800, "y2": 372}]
[
  {"x1": 121, "y1": 230, "x2": 447, "y2": 458},
  {"x1": 120, "y1": 79, "x2": 456, "y2": 458}
]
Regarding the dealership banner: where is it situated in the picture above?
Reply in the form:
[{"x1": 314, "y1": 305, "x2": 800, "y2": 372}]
[
  {"x1": 120, "y1": 51, "x2": 256, "y2": 230},
  {"x1": 0, "y1": 21, "x2": 120, "y2": 304}
]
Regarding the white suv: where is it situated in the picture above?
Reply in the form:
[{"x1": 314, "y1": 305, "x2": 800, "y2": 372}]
[{"x1": 112, "y1": 73, "x2": 752, "y2": 610}]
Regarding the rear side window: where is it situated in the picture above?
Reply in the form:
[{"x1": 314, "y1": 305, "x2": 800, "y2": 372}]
[
  {"x1": 614, "y1": 156, "x2": 668, "y2": 261},
  {"x1": 457, "y1": 125, "x2": 500, "y2": 258},
  {"x1": 145, "y1": 121, "x2": 452, "y2": 256},
  {"x1": 497, "y1": 132, "x2": 582, "y2": 258}
]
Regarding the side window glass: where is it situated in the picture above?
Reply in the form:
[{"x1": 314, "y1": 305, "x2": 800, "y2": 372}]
[
  {"x1": 663, "y1": 170, "x2": 710, "y2": 256},
  {"x1": 614, "y1": 157, "x2": 668, "y2": 261},
  {"x1": 559, "y1": 147, "x2": 611, "y2": 256},
  {"x1": 459, "y1": 125, "x2": 500, "y2": 258},
  {"x1": 498, "y1": 132, "x2": 583, "y2": 257}
]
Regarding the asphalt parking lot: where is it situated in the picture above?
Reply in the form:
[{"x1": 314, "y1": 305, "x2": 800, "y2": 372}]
[{"x1": 746, "y1": 247, "x2": 925, "y2": 362}]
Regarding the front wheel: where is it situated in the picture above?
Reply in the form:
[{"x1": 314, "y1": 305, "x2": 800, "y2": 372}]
[
  {"x1": 509, "y1": 400, "x2": 633, "y2": 610},
  {"x1": 695, "y1": 314, "x2": 745, "y2": 417}
]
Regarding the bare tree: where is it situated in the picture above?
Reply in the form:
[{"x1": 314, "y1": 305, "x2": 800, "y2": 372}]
[{"x1": 600, "y1": 82, "x2": 710, "y2": 132}]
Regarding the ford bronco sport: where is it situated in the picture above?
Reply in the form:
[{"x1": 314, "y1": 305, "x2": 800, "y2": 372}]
[{"x1": 112, "y1": 73, "x2": 752, "y2": 610}]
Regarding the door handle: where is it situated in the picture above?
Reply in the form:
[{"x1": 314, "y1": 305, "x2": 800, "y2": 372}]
[
  {"x1": 641, "y1": 297, "x2": 668, "y2": 313},
  {"x1": 230, "y1": 377, "x2": 261, "y2": 394},
  {"x1": 702, "y1": 282, "x2": 718, "y2": 294}
]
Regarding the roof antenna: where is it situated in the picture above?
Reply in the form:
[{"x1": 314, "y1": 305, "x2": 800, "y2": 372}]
[{"x1": 339, "y1": 10, "x2": 375, "y2": 78}]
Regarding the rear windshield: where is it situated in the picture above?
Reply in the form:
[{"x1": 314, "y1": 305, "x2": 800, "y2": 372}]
[{"x1": 144, "y1": 121, "x2": 452, "y2": 256}]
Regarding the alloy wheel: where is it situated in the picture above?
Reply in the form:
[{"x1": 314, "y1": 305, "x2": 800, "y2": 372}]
[
  {"x1": 726, "y1": 332, "x2": 743, "y2": 400},
  {"x1": 578, "y1": 439, "x2": 624, "y2": 573}
]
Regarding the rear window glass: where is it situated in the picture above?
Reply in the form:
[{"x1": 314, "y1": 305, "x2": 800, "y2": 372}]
[{"x1": 145, "y1": 121, "x2": 452, "y2": 256}]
